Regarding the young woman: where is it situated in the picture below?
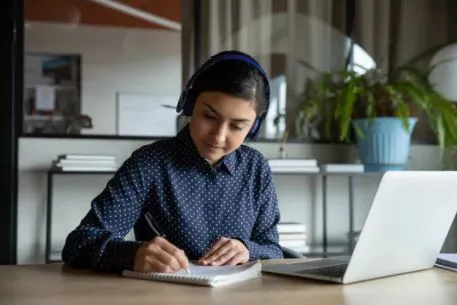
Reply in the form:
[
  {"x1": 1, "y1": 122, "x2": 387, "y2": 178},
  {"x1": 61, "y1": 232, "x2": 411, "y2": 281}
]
[{"x1": 62, "y1": 51, "x2": 284, "y2": 274}]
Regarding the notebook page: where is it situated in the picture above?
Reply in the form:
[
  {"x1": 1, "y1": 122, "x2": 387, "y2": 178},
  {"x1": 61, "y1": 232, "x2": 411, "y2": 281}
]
[{"x1": 173, "y1": 261, "x2": 257, "y2": 277}]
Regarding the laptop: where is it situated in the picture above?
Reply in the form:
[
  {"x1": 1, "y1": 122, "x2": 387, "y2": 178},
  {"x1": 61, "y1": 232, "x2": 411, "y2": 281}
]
[{"x1": 263, "y1": 171, "x2": 457, "y2": 284}]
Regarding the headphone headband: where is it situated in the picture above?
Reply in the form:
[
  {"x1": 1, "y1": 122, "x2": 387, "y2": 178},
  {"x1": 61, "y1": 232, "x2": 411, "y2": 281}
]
[{"x1": 177, "y1": 51, "x2": 270, "y2": 139}]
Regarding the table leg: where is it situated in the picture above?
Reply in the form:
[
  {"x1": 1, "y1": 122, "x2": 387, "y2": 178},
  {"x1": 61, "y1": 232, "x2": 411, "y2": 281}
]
[
  {"x1": 348, "y1": 176, "x2": 354, "y2": 252},
  {"x1": 322, "y1": 175, "x2": 327, "y2": 256},
  {"x1": 45, "y1": 172, "x2": 53, "y2": 264}
]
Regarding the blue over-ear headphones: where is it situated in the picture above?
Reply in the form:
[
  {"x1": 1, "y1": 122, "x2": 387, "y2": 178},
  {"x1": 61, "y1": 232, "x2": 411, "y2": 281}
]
[{"x1": 176, "y1": 50, "x2": 270, "y2": 140}]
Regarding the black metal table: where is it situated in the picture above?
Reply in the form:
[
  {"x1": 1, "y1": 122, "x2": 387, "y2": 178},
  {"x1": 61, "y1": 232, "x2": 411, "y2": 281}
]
[{"x1": 45, "y1": 169, "x2": 116, "y2": 263}]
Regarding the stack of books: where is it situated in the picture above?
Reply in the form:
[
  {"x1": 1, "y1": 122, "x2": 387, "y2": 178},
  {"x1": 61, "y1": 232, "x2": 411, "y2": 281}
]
[
  {"x1": 278, "y1": 222, "x2": 309, "y2": 253},
  {"x1": 320, "y1": 163, "x2": 364, "y2": 173},
  {"x1": 268, "y1": 158, "x2": 319, "y2": 173},
  {"x1": 52, "y1": 154, "x2": 118, "y2": 172}
]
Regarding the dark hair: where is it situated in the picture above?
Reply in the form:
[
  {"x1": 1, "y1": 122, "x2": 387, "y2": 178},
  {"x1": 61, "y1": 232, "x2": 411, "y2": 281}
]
[{"x1": 192, "y1": 60, "x2": 268, "y2": 116}]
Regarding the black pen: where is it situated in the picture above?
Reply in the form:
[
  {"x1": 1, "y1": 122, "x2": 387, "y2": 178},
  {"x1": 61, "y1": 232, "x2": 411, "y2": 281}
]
[{"x1": 144, "y1": 212, "x2": 191, "y2": 274}]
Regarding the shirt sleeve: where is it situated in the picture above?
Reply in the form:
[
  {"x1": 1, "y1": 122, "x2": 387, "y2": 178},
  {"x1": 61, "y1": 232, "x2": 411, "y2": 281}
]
[
  {"x1": 238, "y1": 161, "x2": 284, "y2": 260},
  {"x1": 61, "y1": 148, "x2": 151, "y2": 273}
]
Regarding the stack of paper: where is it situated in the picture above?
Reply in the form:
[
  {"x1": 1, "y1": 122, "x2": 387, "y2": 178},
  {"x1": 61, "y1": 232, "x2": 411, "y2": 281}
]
[
  {"x1": 278, "y1": 222, "x2": 309, "y2": 253},
  {"x1": 51, "y1": 154, "x2": 118, "y2": 172},
  {"x1": 268, "y1": 159, "x2": 319, "y2": 173},
  {"x1": 320, "y1": 163, "x2": 364, "y2": 173},
  {"x1": 435, "y1": 253, "x2": 457, "y2": 272}
]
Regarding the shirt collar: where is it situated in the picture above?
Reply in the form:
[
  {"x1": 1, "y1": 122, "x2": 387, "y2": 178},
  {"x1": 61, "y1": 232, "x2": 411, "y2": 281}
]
[
  {"x1": 220, "y1": 151, "x2": 236, "y2": 175},
  {"x1": 176, "y1": 124, "x2": 236, "y2": 175}
]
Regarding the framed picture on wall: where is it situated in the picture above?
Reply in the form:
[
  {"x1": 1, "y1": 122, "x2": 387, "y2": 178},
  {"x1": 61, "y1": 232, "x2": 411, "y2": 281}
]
[{"x1": 23, "y1": 52, "x2": 83, "y2": 134}]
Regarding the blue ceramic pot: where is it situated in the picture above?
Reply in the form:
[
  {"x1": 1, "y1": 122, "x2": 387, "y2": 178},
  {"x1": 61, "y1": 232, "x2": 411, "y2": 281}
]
[{"x1": 352, "y1": 117, "x2": 417, "y2": 172}]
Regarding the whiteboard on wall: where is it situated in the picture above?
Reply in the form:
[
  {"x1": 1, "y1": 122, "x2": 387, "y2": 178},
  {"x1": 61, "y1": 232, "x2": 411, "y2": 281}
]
[{"x1": 116, "y1": 92, "x2": 178, "y2": 136}]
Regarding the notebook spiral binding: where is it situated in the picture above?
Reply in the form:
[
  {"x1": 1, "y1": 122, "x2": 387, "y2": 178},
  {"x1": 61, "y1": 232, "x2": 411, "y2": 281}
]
[{"x1": 123, "y1": 270, "x2": 211, "y2": 284}]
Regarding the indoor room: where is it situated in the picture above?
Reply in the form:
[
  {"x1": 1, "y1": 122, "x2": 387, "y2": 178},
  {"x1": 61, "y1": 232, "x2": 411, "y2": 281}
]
[{"x1": 1, "y1": 0, "x2": 457, "y2": 304}]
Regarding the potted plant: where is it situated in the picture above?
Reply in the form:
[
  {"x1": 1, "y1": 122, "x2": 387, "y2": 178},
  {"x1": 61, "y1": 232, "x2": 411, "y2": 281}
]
[{"x1": 298, "y1": 48, "x2": 457, "y2": 171}]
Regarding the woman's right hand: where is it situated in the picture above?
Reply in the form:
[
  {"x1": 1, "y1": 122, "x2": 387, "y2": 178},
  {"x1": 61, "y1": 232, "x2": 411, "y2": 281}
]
[{"x1": 133, "y1": 236, "x2": 190, "y2": 273}]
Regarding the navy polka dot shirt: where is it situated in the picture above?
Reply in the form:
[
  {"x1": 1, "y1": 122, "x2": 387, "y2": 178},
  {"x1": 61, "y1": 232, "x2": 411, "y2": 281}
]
[{"x1": 62, "y1": 125, "x2": 283, "y2": 273}]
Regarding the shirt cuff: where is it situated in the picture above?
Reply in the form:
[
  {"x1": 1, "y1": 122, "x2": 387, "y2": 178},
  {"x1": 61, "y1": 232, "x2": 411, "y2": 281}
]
[{"x1": 92, "y1": 239, "x2": 142, "y2": 273}]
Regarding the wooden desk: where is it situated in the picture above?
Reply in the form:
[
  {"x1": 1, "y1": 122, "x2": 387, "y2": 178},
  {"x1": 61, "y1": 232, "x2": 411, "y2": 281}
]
[{"x1": 1, "y1": 261, "x2": 457, "y2": 305}]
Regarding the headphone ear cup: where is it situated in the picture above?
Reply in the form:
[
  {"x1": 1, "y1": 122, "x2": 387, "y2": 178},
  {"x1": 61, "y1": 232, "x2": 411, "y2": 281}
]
[
  {"x1": 182, "y1": 90, "x2": 196, "y2": 116},
  {"x1": 176, "y1": 90, "x2": 187, "y2": 113}
]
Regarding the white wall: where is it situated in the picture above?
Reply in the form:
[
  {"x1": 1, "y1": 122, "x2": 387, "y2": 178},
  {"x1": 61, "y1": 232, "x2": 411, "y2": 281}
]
[
  {"x1": 25, "y1": 22, "x2": 182, "y2": 135},
  {"x1": 18, "y1": 138, "x2": 149, "y2": 263}
]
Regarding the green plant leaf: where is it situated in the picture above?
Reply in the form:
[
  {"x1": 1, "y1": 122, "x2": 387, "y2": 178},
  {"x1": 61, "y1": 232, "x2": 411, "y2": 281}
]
[{"x1": 295, "y1": 44, "x2": 457, "y2": 160}]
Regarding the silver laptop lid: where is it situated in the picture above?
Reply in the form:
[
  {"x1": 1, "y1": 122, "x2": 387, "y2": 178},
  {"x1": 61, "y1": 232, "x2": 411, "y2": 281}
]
[{"x1": 343, "y1": 171, "x2": 457, "y2": 283}]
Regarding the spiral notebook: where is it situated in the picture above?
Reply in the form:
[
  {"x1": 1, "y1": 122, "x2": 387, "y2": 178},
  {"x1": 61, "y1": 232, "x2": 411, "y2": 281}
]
[{"x1": 122, "y1": 260, "x2": 262, "y2": 287}]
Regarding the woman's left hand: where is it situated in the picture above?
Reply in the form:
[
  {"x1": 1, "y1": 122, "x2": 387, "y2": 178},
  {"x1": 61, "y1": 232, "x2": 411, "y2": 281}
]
[{"x1": 197, "y1": 237, "x2": 249, "y2": 266}]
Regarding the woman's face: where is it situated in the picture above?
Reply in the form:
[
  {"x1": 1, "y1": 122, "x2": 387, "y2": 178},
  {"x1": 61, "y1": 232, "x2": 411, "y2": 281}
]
[{"x1": 189, "y1": 91, "x2": 257, "y2": 165}]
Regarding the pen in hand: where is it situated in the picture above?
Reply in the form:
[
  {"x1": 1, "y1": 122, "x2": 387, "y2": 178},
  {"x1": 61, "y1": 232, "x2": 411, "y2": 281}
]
[{"x1": 144, "y1": 212, "x2": 191, "y2": 274}]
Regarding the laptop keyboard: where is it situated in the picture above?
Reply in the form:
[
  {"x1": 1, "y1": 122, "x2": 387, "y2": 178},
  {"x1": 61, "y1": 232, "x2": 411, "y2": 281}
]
[{"x1": 297, "y1": 263, "x2": 349, "y2": 277}]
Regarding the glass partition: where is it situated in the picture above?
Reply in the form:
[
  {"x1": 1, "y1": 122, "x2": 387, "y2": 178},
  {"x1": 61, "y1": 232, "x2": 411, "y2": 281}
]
[
  {"x1": 351, "y1": 0, "x2": 457, "y2": 144},
  {"x1": 189, "y1": 0, "x2": 352, "y2": 141},
  {"x1": 23, "y1": 0, "x2": 182, "y2": 137},
  {"x1": 22, "y1": 0, "x2": 457, "y2": 143},
  {"x1": 188, "y1": 0, "x2": 457, "y2": 143}
]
